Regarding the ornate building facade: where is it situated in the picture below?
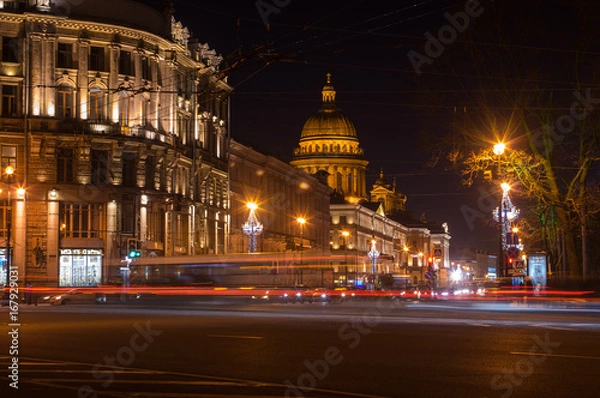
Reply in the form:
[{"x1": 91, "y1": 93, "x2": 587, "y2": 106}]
[
  {"x1": 0, "y1": 1, "x2": 230, "y2": 287},
  {"x1": 229, "y1": 139, "x2": 332, "y2": 286},
  {"x1": 290, "y1": 74, "x2": 368, "y2": 202}
]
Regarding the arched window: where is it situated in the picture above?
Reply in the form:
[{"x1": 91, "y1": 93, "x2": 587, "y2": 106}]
[
  {"x1": 89, "y1": 86, "x2": 104, "y2": 121},
  {"x1": 118, "y1": 90, "x2": 132, "y2": 125},
  {"x1": 56, "y1": 84, "x2": 74, "y2": 119}
]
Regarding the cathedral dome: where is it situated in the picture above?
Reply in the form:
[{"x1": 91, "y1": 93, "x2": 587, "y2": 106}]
[
  {"x1": 299, "y1": 74, "x2": 358, "y2": 140},
  {"x1": 300, "y1": 111, "x2": 358, "y2": 140},
  {"x1": 291, "y1": 74, "x2": 368, "y2": 200}
]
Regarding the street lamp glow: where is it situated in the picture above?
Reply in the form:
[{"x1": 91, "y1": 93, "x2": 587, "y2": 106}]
[
  {"x1": 501, "y1": 182, "x2": 511, "y2": 193},
  {"x1": 16, "y1": 188, "x2": 25, "y2": 198},
  {"x1": 242, "y1": 202, "x2": 262, "y2": 253},
  {"x1": 341, "y1": 230, "x2": 349, "y2": 237},
  {"x1": 451, "y1": 269, "x2": 462, "y2": 282},
  {"x1": 403, "y1": 246, "x2": 409, "y2": 252},
  {"x1": 296, "y1": 217, "x2": 306, "y2": 225},
  {"x1": 512, "y1": 227, "x2": 519, "y2": 233},
  {"x1": 493, "y1": 142, "x2": 506, "y2": 156}
]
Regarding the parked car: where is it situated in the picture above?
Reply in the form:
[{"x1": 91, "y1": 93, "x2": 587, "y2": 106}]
[{"x1": 47, "y1": 289, "x2": 107, "y2": 305}]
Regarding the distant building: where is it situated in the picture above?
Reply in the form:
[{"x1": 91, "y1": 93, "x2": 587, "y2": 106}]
[
  {"x1": 450, "y1": 247, "x2": 497, "y2": 280},
  {"x1": 290, "y1": 74, "x2": 369, "y2": 202},
  {"x1": 370, "y1": 169, "x2": 407, "y2": 215},
  {"x1": 291, "y1": 75, "x2": 451, "y2": 287},
  {"x1": 228, "y1": 140, "x2": 332, "y2": 286},
  {"x1": 0, "y1": 1, "x2": 230, "y2": 286}
]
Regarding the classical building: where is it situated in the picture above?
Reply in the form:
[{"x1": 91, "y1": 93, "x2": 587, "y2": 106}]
[
  {"x1": 0, "y1": 1, "x2": 231, "y2": 287},
  {"x1": 229, "y1": 139, "x2": 332, "y2": 286},
  {"x1": 290, "y1": 74, "x2": 368, "y2": 202},
  {"x1": 291, "y1": 75, "x2": 451, "y2": 288},
  {"x1": 370, "y1": 169, "x2": 407, "y2": 215}
]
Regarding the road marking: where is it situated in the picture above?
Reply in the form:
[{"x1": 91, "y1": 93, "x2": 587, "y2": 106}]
[
  {"x1": 207, "y1": 334, "x2": 264, "y2": 340},
  {"x1": 510, "y1": 351, "x2": 600, "y2": 360}
]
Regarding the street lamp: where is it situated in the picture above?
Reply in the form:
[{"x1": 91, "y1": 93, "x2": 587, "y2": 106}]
[
  {"x1": 296, "y1": 217, "x2": 306, "y2": 286},
  {"x1": 367, "y1": 238, "x2": 379, "y2": 290},
  {"x1": 2, "y1": 166, "x2": 14, "y2": 305},
  {"x1": 242, "y1": 202, "x2": 263, "y2": 253},
  {"x1": 493, "y1": 142, "x2": 506, "y2": 278},
  {"x1": 342, "y1": 230, "x2": 350, "y2": 286}
]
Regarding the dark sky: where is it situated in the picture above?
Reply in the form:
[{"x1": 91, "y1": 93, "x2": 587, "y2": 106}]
[{"x1": 138, "y1": 0, "x2": 599, "y2": 254}]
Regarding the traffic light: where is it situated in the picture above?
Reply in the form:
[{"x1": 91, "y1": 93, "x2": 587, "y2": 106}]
[{"x1": 128, "y1": 245, "x2": 141, "y2": 258}]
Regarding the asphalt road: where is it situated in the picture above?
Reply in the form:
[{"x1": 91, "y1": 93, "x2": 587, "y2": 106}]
[{"x1": 2, "y1": 299, "x2": 600, "y2": 398}]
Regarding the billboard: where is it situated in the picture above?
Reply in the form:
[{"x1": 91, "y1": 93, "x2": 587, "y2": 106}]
[{"x1": 528, "y1": 253, "x2": 547, "y2": 287}]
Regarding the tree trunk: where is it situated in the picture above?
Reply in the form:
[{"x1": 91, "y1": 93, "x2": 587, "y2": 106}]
[
  {"x1": 581, "y1": 218, "x2": 588, "y2": 283},
  {"x1": 556, "y1": 207, "x2": 581, "y2": 281}
]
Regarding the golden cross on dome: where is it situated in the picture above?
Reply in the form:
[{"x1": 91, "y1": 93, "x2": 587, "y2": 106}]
[{"x1": 326, "y1": 73, "x2": 332, "y2": 83}]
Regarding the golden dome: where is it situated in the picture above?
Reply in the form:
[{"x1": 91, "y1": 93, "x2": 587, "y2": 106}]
[
  {"x1": 299, "y1": 73, "x2": 358, "y2": 140},
  {"x1": 300, "y1": 111, "x2": 358, "y2": 140}
]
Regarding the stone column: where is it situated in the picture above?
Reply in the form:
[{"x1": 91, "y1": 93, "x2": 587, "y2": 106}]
[
  {"x1": 78, "y1": 39, "x2": 90, "y2": 119},
  {"x1": 109, "y1": 44, "x2": 120, "y2": 123},
  {"x1": 43, "y1": 35, "x2": 56, "y2": 116},
  {"x1": 47, "y1": 199, "x2": 59, "y2": 287},
  {"x1": 29, "y1": 33, "x2": 43, "y2": 115}
]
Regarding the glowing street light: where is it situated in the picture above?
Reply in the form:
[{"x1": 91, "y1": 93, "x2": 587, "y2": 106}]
[
  {"x1": 494, "y1": 143, "x2": 507, "y2": 278},
  {"x1": 367, "y1": 238, "x2": 380, "y2": 290},
  {"x1": 242, "y1": 202, "x2": 263, "y2": 253},
  {"x1": 2, "y1": 166, "x2": 15, "y2": 305},
  {"x1": 493, "y1": 142, "x2": 506, "y2": 156},
  {"x1": 296, "y1": 217, "x2": 307, "y2": 286},
  {"x1": 341, "y1": 230, "x2": 350, "y2": 286}
]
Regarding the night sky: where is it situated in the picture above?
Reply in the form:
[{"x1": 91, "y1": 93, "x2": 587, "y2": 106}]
[{"x1": 138, "y1": 0, "x2": 600, "y2": 254}]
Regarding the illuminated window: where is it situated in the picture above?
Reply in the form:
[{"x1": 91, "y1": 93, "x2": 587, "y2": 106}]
[
  {"x1": 60, "y1": 203, "x2": 102, "y2": 238},
  {"x1": 119, "y1": 92, "x2": 132, "y2": 125},
  {"x1": 89, "y1": 86, "x2": 104, "y2": 121},
  {"x1": 1, "y1": 145, "x2": 16, "y2": 169},
  {"x1": 59, "y1": 249, "x2": 103, "y2": 287},
  {"x1": 56, "y1": 84, "x2": 74, "y2": 119},
  {"x1": 0, "y1": 201, "x2": 7, "y2": 238},
  {"x1": 147, "y1": 207, "x2": 164, "y2": 242}
]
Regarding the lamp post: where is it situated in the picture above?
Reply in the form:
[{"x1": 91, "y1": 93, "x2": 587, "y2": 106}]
[
  {"x1": 2, "y1": 166, "x2": 14, "y2": 305},
  {"x1": 296, "y1": 217, "x2": 306, "y2": 286},
  {"x1": 418, "y1": 252, "x2": 424, "y2": 284},
  {"x1": 403, "y1": 245, "x2": 409, "y2": 275},
  {"x1": 367, "y1": 238, "x2": 379, "y2": 290},
  {"x1": 493, "y1": 143, "x2": 506, "y2": 278},
  {"x1": 342, "y1": 230, "x2": 349, "y2": 286},
  {"x1": 242, "y1": 202, "x2": 263, "y2": 253}
]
